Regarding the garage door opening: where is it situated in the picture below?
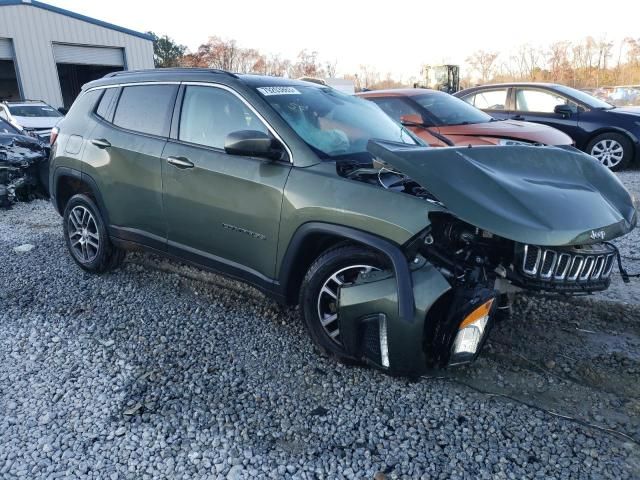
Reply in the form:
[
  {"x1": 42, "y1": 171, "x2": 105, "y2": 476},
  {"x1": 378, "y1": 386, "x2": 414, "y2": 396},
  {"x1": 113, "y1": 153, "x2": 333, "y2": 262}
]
[
  {"x1": 56, "y1": 63, "x2": 123, "y2": 108},
  {"x1": 0, "y1": 59, "x2": 20, "y2": 101}
]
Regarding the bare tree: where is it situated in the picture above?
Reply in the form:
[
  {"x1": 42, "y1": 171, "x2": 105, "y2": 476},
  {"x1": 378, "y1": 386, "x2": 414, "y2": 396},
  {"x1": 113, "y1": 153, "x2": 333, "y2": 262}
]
[{"x1": 466, "y1": 50, "x2": 499, "y2": 83}]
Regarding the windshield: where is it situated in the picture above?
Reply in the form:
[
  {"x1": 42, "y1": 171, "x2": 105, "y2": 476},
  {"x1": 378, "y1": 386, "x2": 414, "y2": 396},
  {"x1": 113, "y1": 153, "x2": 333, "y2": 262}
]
[
  {"x1": 255, "y1": 85, "x2": 417, "y2": 159},
  {"x1": 8, "y1": 104, "x2": 63, "y2": 118},
  {"x1": 0, "y1": 118, "x2": 19, "y2": 134},
  {"x1": 553, "y1": 85, "x2": 615, "y2": 109},
  {"x1": 413, "y1": 92, "x2": 493, "y2": 126}
]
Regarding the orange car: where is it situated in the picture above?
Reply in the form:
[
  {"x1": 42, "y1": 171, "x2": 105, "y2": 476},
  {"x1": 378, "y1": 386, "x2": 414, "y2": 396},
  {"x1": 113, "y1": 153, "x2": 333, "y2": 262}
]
[{"x1": 358, "y1": 88, "x2": 572, "y2": 147}]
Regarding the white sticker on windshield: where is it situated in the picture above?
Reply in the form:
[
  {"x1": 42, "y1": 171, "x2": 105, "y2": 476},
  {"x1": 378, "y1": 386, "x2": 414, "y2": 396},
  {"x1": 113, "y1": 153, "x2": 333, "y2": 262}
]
[{"x1": 257, "y1": 86, "x2": 301, "y2": 96}]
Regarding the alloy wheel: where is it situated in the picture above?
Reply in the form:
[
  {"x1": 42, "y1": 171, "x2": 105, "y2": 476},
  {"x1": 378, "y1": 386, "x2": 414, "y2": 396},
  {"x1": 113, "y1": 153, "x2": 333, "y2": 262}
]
[
  {"x1": 590, "y1": 139, "x2": 624, "y2": 168},
  {"x1": 316, "y1": 264, "x2": 379, "y2": 344},
  {"x1": 68, "y1": 206, "x2": 100, "y2": 263}
]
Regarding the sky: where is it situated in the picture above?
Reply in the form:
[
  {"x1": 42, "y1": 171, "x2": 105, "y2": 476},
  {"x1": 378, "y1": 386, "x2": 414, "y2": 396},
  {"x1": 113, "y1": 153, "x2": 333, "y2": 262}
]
[{"x1": 48, "y1": 0, "x2": 640, "y2": 79}]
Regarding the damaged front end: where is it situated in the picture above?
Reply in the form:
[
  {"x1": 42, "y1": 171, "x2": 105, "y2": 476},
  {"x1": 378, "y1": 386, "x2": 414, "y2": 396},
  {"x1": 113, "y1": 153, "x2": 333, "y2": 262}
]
[
  {"x1": 0, "y1": 133, "x2": 49, "y2": 208},
  {"x1": 335, "y1": 141, "x2": 637, "y2": 375}
]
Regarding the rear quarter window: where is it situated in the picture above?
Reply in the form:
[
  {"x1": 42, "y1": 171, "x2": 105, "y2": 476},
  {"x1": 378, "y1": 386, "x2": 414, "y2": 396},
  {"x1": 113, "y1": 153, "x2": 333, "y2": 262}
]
[
  {"x1": 112, "y1": 84, "x2": 178, "y2": 137},
  {"x1": 95, "y1": 88, "x2": 119, "y2": 121}
]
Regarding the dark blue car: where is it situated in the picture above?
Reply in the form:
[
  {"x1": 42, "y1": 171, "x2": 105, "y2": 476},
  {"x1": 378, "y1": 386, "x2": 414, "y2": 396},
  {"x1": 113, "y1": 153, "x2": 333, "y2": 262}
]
[{"x1": 455, "y1": 83, "x2": 640, "y2": 171}]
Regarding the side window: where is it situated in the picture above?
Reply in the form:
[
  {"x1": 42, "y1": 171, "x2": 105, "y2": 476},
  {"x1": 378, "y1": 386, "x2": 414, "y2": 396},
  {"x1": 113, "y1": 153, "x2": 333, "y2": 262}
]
[
  {"x1": 370, "y1": 97, "x2": 423, "y2": 122},
  {"x1": 179, "y1": 86, "x2": 268, "y2": 149},
  {"x1": 113, "y1": 84, "x2": 177, "y2": 137},
  {"x1": 95, "y1": 88, "x2": 118, "y2": 120},
  {"x1": 470, "y1": 89, "x2": 508, "y2": 110},
  {"x1": 515, "y1": 89, "x2": 572, "y2": 113}
]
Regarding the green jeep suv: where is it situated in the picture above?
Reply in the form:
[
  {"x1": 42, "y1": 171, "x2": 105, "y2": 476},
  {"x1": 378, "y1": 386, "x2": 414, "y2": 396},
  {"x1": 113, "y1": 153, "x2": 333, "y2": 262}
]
[{"x1": 49, "y1": 69, "x2": 637, "y2": 376}]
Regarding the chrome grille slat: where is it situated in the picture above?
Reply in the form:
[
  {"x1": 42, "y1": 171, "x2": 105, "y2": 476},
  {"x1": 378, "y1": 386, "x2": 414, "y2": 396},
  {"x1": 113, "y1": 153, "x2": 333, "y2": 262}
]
[
  {"x1": 554, "y1": 253, "x2": 571, "y2": 280},
  {"x1": 518, "y1": 243, "x2": 614, "y2": 288},
  {"x1": 567, "y1": 256, "x2": 584, "y2": 281},
  {"x1": 579, "y1": 257, "x2": 596, "y2": 281},
  {"x1": 539, "y1": 250, "x2": 557, "y2": 279}
]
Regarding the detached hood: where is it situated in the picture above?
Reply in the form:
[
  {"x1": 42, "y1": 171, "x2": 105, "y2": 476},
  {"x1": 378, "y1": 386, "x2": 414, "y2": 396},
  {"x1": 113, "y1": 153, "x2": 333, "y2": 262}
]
[
  {"x1": 437, "y1": 120, "x2": 572, "y2": 146},
  {"x1": 368, "y1": 141, "x2": 637, "y2": 246}
]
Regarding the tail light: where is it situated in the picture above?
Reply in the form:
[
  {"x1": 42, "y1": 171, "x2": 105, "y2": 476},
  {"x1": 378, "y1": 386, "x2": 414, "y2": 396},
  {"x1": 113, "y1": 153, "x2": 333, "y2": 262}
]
[{"x1": 50, "y1": 126, "x2": 59, "y2": 146}]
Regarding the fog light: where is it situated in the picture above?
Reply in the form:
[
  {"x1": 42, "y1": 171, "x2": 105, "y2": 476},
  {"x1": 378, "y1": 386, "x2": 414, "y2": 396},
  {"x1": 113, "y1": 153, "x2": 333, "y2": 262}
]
[{"x1": 449, "y1": 299, "x2": 493, "y2": 365}]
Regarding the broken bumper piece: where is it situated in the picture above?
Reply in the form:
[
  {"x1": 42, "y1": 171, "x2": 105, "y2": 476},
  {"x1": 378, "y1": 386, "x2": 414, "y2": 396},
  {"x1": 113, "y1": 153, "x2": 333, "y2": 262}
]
[{"x1": 338, "y1": 260, "x2": 499, "y2": 376}]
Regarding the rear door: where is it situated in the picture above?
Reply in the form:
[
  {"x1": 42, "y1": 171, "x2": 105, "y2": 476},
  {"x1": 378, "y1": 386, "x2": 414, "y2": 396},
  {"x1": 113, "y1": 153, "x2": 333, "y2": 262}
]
[
  {"x1": 82, "y1": 83, "x2": 178, "y2": 249},
  {"x1": 461, "y1": 87, "x2": 510, "y2": 120},
  {"x1": 161, "y1": 83, "x2": 292, "y2": 281},
  {"x1": 512, "y1": 87, "x2": 581, "y2": 139}
]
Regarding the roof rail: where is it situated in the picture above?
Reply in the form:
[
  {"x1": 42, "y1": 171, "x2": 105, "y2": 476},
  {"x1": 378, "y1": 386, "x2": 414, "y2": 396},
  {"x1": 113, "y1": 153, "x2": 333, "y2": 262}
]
[{"x1": 105, "y1": 68, "x2": 238, "y2": 79}]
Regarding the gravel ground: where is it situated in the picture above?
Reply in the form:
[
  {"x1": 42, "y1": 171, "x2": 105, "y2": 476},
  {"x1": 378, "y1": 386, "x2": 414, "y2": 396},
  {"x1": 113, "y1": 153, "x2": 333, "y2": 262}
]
[{"x1": 1, "y1": 171, "x2": 639, "y2": 479}]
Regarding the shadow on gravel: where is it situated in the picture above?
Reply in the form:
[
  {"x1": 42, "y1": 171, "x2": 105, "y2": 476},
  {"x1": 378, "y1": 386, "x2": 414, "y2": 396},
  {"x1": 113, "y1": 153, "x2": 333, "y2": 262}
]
[{"x1": 449, "y1": 294, "x2": 640, "y2": 444}]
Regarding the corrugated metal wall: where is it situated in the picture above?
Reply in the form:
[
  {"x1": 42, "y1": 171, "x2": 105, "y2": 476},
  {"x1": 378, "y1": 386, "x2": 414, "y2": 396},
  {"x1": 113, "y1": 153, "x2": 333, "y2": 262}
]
[
  {"x1": 0, "y1": 4, "x2": 154, "y2": 107},
  {"x1": 0, "y1": 37, "x2": 12, "y2": 59}
]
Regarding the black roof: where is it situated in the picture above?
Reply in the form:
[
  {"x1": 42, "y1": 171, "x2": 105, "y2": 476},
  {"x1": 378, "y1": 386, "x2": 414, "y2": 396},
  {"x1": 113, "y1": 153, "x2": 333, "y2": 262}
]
[{"x1": 84, "y1": 68, "x2": 320, "y2": 91}]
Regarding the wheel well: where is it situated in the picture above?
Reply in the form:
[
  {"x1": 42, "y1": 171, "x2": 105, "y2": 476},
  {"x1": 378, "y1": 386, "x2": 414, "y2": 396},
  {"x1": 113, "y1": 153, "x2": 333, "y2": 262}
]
[
  {"x1": 55, "y1": 176, "x2": 94, "y2": 213},
  {"x1": 283, "y1": 233, "x2": 354, "y2": 305}
]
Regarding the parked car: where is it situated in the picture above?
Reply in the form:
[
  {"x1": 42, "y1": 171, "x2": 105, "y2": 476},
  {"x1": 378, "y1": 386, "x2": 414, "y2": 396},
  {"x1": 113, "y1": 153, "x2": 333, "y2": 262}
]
[
  {"x1": 358, "y1": 88, "x2": 572, "y2": 147},
  {"x1": 0, "y1": 100, "x2": 64, "y2": 142},
  {"x1": 455, "y1": 83, "x2": 640, "y2": 170},
  {"x1": 49, "y1": 70, "x2": 636, "y2": 375},
  {"x1": 0, "y1": 118, "x2": 49, "y2": 207}
]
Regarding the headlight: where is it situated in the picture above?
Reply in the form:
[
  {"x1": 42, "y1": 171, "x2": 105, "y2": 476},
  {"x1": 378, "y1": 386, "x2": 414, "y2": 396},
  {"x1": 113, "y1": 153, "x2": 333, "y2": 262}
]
[{"x1": 497, "y1": 139, "x2": 534, "y2": 146}]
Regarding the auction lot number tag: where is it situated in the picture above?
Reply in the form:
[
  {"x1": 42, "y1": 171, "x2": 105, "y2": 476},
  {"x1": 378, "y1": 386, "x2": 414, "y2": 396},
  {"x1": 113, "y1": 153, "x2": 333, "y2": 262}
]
[{"x1": 257, "y1": 86, "x2": 301, "y2": 96}]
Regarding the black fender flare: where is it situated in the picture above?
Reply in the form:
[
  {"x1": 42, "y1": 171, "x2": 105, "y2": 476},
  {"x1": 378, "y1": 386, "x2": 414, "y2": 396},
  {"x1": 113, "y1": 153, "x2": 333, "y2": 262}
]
[
  {"x1": 278, "y1": 222, "x2": 415, "y2": 324},
  {"x1": 52, "y1": 167, "x2": 109, "y2": 224}
]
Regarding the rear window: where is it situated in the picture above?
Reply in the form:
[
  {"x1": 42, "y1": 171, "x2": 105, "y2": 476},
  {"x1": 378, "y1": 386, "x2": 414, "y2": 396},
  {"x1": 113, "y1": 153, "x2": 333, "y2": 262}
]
[
  {"x1": 112, "y1": 84, "x2": 177, "y2": 137},
  {"x1": 7, "y1": 104, "x2": 63, "y2": 118}
]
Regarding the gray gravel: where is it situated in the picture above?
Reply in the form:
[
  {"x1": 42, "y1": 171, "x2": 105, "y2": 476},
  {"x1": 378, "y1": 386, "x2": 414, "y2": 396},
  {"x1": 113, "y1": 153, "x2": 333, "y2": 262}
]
[{"x1": 1, "y1": 170, "x2": 639, "y2": 479}]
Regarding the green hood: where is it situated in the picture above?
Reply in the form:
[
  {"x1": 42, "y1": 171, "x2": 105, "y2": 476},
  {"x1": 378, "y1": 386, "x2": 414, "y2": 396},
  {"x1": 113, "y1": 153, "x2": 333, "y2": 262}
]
[{"x1": 368, "y1": 141, "x2": 637, "y2": 246}]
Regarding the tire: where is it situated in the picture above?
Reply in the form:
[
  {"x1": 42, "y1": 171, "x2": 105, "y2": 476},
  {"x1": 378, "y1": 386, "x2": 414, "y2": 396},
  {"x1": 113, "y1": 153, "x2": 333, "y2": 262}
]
[
  {"x1": 299, "y1": 244, "x2": 387, "y2": 363},
  {"x1": 62, "y1": 193, "x2": 125, "y2": 273},
  {"x1": 586, "y1": 132, "x2": 633, "y2": 171}
]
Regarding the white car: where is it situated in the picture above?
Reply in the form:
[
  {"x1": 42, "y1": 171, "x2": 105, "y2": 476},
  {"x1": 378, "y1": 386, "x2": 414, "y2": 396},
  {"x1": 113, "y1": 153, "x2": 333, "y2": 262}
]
[{"x1": 0, "y1": 100, "x2": 64, "y2": 141}]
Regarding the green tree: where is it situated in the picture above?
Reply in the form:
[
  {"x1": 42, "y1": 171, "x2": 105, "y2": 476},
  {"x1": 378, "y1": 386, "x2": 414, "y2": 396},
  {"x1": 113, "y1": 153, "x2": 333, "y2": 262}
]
[{"x1": 147, "y1": 32, "x2": 187, "y2": 68}]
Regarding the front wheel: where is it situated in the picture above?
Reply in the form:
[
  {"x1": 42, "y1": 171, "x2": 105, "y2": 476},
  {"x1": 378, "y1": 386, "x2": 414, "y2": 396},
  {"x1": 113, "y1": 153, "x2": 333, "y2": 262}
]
[
  {"x1": 299, "y1": 245, "x2": 386, "y2": 363},
  {"x1": 587, "y1": 132, "x2": 633, "y2": 171},
  {"x1": 63, "y1": 194, "x2": 125, "y2": 273}
]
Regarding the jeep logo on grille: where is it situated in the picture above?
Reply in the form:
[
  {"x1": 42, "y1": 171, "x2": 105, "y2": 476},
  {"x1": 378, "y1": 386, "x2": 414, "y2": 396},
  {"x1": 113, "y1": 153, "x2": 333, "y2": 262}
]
[{"x1": 590, "y1": 229, "x2": 606, "y2": 241}]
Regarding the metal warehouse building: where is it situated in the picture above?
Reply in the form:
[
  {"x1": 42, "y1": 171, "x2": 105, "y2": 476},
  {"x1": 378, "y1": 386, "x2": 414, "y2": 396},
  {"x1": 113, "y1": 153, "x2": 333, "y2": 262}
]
[{"x1": 0, "y1": 0, "x2": 154, "y2": 108}]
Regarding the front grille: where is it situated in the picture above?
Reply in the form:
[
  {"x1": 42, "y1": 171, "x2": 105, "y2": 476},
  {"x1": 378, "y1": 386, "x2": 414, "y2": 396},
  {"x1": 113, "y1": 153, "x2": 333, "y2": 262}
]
[{"x1": 516, "y1": 243, "x2": 615, "y2": 292}]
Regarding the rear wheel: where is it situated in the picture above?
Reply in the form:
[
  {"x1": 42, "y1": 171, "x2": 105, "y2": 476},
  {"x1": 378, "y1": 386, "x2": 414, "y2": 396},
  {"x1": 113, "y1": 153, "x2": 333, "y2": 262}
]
[
  {"x1": 63, "y1": 194, "x2": 125, "y2": 273},
  {"x1": 299, "y1": 245, "x2": 385, "y2": 362},
  {"x1": 587, "y1": 132, "x2": 633, "y2": 171}
]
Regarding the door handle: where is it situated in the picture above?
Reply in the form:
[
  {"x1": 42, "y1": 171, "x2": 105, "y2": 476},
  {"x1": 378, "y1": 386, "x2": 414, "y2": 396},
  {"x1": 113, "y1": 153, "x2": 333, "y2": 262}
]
[
  {"x1": 166, "y1": 156, "x2": 194, "y2": 169},
  {"x1": 510, "y1": 115, "x2": 525, "y2": 121},
  {"x1": 91, "y1": 138, "x2": 111, "y2": 149}
]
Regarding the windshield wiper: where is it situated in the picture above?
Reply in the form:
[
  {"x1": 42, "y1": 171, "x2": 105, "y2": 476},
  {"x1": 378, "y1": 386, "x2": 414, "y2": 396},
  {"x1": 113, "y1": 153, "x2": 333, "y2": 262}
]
[{"x1": 401, "y1": 120, "x2": 455, "y2": 147}]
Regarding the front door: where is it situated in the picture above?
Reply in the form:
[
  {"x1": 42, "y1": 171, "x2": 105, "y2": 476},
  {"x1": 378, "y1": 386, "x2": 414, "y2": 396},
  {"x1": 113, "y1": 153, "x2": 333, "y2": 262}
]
[
  {"x1": 512, "y1": 87, "x2": 581, "y2": 139},
  {"x1": 161, "y1": 84, "x2": 292, "y2": 281}
]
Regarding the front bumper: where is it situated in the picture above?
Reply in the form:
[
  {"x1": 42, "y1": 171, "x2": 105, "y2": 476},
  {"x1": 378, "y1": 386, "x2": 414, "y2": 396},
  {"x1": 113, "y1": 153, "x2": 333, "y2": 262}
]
[{"x1": 338, "y1": 259, "x2": 499, "y2": 376}]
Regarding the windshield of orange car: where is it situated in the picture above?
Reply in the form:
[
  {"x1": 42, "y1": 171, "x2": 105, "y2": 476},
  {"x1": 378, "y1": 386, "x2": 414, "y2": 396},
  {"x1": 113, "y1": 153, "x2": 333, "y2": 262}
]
[
  {"x1": 414, "y1": 93, "x2": 494, "y2": 126},
  {"x1": 255, "y1": 85, "x2": 418, "y2": 159}
]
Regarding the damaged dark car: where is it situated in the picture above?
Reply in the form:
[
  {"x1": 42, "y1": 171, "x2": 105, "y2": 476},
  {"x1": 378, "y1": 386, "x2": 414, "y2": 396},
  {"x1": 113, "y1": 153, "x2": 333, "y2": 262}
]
[
  {"x1": 49, "y1": 70, "x2": 637, "y2": 376},
  {"x1": 0, "y1": 118, "x2": 49, "y2": 208}
]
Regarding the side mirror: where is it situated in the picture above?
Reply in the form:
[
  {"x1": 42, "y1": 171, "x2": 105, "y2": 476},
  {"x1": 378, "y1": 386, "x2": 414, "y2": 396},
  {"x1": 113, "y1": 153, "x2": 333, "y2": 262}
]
[
  {"x1": 224, "y1": 130, "x2": 282, "y2": 160},
  {"x1": 399, "y1": 113, "x2": 425, "y2": 126},
  {"x1": 554, "y1": 104, "x2": 575, "y2": 118},
  {"x1": 57, "y1": 107, "x2": 68, "y2": 115}
]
